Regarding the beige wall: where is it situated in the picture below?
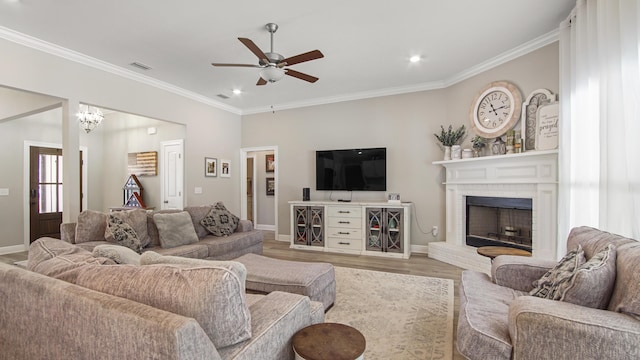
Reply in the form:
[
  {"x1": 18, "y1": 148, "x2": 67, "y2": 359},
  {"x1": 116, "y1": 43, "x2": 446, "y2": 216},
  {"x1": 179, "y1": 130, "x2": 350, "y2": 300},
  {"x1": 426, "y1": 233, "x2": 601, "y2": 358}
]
[
  {"x1": 242, "y1": 43, "x2": 560, "y2": 246},
  {"x1": 249, "y1": 150, "x2": 276, "y2": 227}
]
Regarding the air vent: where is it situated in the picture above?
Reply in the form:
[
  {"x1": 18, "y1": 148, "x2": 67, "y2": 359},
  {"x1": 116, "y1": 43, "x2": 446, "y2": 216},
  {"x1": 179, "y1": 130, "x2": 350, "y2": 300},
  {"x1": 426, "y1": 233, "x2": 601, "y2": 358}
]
[
  {"x1": 216, "y1": 94, "x2": 230, "y2": 99},
  {"x1": 129, "y1": 62, "x2": 152, "y2": 71}
]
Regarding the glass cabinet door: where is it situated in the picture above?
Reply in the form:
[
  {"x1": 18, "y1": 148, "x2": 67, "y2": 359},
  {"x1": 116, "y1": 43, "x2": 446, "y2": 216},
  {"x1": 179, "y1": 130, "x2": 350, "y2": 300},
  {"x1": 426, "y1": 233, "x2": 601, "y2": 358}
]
[
  {"x1": 384, "y1": 208, "x2": 403, "y2": 253},
  {"x1": 309, "y1": 206, "x2": 324, "y2": 246},
  {"x1": 366, "y1": 208, "x2": 383, "y2": 251},
  {"x1": 294, "y1": 206, "x2": 309, "y2": 245}
]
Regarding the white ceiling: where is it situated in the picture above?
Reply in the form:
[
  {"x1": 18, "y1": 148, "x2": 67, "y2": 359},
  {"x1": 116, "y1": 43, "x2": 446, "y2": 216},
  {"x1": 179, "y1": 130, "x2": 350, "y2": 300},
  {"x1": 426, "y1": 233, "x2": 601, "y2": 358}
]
[{"x1": 0, "y1": 0, "x2": 574, "y2": 114}]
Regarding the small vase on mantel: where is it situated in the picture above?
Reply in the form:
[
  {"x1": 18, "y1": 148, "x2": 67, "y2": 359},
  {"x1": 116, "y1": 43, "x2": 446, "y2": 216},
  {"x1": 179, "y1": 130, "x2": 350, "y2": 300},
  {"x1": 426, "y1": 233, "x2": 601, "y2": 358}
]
[{"x1": 443, "y1": 146, "x2": 452, "y2": 161}]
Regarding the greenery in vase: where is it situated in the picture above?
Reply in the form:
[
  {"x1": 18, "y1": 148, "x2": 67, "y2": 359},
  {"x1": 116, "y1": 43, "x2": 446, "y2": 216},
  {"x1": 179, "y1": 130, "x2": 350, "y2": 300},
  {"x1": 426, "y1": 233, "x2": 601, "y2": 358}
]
[
  {"x1": 471, "y1": 135, "x2": 486, "y2": 149},
  {"x1": 434, "y1": 125, "x2": 466, "y2": 147}
]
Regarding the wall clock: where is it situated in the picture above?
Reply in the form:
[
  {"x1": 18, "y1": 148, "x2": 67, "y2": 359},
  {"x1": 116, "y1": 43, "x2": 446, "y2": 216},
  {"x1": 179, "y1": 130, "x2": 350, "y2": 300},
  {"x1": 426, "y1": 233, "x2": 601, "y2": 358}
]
[{"x1": 469, "y1": 81, "x2": 523, "y2": 138}]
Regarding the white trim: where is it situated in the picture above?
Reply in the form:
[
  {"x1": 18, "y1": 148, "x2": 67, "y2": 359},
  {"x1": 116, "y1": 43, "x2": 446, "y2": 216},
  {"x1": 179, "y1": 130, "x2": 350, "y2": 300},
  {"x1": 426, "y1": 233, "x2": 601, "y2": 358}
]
[
  {"x1": 277, "y1": 234, "x2": 291, "y2": 242},
  {"x1": 0, "y1": 25, "x2": 559, "y2": 116},
  {"x1": 23, "y1": 141, "x2": 88, "y2": 249},
  {"x1": 0, "y1": 244, "x2": 27, "y2": 255},
  {"x1": 0, "y1": 26, "x2": 241, "y2": 115},
  {"x1": 255, "y1": 224, "x2": 276, "y2": 231},
  {"x1": 410, "y1": 244, "x2": 429, "y2": 255},
  {"x1": 160, "y1": 139, "x2": 185, "y2": 210}
]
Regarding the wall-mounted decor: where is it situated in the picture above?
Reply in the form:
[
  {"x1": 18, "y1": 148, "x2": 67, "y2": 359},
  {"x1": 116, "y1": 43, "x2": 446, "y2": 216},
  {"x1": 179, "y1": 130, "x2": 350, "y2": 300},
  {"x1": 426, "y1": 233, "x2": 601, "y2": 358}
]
[
  {"x1": 266, "y1": 177, "x2": 275, "y2": 196},
  {"x1": 205, "y1": 157, "x2": 217, "y2": 177},
  {"x1": 265, "y1": 154, "x2": 275, "y2": 172},
  {"x1": 469, "y1": 81, "x2": 522, "y2": 138},
  {"x1": 220, "y1": 159, "x2": 231, "y2": 178},
  {"x1": 521, "y1": 89, "x2": 555, "y2": 151},
  {"x1": 535, "y1": 102, "x2": 559, "y2": 150},
  {"x1": 127, "y1": 151, "x2": 157, "y2": 176}
]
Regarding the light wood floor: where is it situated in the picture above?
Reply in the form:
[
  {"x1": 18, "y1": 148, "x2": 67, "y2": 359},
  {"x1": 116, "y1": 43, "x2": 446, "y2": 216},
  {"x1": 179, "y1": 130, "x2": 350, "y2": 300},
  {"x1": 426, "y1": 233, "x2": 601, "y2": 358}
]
[{"x1": 0, "y1": 232, "x2": 466, "y2": 359}]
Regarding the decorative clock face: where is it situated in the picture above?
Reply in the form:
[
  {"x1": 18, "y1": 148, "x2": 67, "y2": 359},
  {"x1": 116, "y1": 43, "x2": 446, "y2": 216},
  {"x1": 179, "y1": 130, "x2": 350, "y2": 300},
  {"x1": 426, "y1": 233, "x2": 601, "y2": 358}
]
[{"x1": 470, "y1": 81, "x2": 522, "y2": 138}]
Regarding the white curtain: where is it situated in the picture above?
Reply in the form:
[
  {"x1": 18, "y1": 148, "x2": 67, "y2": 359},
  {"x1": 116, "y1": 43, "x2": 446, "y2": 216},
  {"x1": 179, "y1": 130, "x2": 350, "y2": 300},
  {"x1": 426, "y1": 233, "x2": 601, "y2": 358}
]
[{"x1": 558, "y1": 0, "x2": 640, "y2": 248}]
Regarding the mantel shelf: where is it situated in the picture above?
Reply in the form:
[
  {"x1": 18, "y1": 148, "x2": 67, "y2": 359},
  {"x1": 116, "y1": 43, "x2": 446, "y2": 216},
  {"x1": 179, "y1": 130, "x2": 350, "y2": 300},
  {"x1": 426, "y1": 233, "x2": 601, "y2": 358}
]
[{"x1": 432, "y1": 149, "x2": 558, "y2": 166}]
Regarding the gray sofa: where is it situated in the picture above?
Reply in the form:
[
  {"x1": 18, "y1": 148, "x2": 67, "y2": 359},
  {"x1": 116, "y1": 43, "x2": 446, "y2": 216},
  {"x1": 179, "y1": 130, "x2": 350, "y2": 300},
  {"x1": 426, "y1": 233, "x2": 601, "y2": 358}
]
[
  {"x1": 0, "y1": 237, "x2": 324, "y2": 360},
  {"x1": 457, "y1": 226, "x2": 640, "y2": 360},
  {"x1": 60, "y1": 205, "x2": 263, "y2": 260}
]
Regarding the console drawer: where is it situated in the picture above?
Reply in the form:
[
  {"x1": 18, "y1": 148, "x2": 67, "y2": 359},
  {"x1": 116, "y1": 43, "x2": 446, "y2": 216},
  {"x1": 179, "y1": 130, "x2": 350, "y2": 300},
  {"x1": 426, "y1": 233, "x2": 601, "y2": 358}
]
[
  {"x1": 327, "y1": 206, "x2": 361, "y2": 218},
  {"x1": 327, "y1": 217, "x2": 361, "y2": 229},
  {"x1": 327, "y1": 238, "x2": 362, "y2": 251},
  {"x1": 326, "y1": 227, "x2": 362, "y2": 239}
]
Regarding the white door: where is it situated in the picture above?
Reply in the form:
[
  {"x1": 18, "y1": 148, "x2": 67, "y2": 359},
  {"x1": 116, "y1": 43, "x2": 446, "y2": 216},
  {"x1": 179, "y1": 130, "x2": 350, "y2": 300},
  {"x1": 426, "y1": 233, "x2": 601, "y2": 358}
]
[{"x1": 161, "y1": 139, "x2": 184, "y2": 210}]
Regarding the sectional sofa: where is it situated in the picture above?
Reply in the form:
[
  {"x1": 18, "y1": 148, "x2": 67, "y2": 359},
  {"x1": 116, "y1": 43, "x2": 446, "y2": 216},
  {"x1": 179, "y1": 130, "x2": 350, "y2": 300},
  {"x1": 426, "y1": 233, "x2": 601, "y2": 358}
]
[
  {"x1": 0, "y1": 237, "x2": 324, "y2": 359},
  {"x1": 60, "y1": 204, "x2": 263, "y2": 260}
]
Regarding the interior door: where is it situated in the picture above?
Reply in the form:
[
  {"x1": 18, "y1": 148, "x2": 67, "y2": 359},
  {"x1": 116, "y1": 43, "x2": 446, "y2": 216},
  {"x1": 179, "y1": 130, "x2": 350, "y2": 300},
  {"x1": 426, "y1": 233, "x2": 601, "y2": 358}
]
[
  {"x1": 29, "y1": 147, "x2": 67, "y2": 242},
  {"x1": 246, "y1": 156, "x2": 254, "y2": 223},
  {"x1": 161, "y1": 140, "x2": 184, "y2": 210}
]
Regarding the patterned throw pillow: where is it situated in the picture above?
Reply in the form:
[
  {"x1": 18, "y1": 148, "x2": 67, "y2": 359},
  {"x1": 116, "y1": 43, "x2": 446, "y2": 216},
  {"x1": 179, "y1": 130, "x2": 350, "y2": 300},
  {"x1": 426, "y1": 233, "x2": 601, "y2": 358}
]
[
  {"x1": 530, "y1": 245, "x2": 585, "y2": 299},
  {"x1": 104, "y1": 214, "x2": 143, "y2": 253},
  {"x1": 200, "y1": 202, "x2": 239, "y2": 237},
  {"x1": 559, "y1": 244, "x2": 617, "y2": 309}
]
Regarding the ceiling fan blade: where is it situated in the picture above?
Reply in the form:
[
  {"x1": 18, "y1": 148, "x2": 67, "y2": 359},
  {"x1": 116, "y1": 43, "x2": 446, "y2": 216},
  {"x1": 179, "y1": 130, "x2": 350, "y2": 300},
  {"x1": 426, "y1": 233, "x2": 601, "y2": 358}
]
[
  {"x1": 256, "y1": 77, "x2": 268, "y2": 86},
  {"x1": 285, "y1": 69, "x2": 319, "y2": 83},
  {"x1": 238, "y1": 37, "x2": 269, "y2": 63},
  {"x1": 279, "y1": 50, "x2": 324, "y2": 67},
  {"x1": 211, "y1": 63, "x2": 261, "y2": 68}
]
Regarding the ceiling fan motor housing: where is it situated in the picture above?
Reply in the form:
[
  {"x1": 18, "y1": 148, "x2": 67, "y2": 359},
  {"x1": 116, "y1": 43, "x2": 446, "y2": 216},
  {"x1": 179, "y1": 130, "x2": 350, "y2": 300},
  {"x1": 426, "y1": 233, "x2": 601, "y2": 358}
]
[{"x1": 259, "y1": 52, "x2": 284, "y2": 66}]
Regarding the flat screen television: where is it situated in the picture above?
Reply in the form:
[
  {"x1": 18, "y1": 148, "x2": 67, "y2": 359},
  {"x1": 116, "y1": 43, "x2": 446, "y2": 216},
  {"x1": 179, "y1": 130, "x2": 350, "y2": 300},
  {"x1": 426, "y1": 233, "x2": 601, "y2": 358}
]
[{"x1": 316, "y1": 148, "x2": 386, "y2": 191}]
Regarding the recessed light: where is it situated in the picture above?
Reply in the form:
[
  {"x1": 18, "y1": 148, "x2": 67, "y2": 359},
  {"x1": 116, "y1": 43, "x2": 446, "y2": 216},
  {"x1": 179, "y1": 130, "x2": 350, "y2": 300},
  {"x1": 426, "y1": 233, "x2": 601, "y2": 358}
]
[
  {"x1": 232, "y1": 89, "x2": 242, "y2": 95},
  {"x1": 409, "y1": 55, "x2": 421, "y2": 63}
]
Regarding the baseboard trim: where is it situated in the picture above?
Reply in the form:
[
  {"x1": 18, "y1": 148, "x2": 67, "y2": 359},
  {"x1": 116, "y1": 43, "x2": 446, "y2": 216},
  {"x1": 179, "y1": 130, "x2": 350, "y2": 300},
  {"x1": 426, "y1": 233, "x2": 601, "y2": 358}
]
[
  {"x1": 0, "y1": 244, "x2": 27, "y2": 255},
  {"x1": 255, "y1": 224, "x2": 276, "y2": 231},
  {"x1": 410, "y1": 244, "x2": 429, "y2": 255},
  {"x1": 276, "y1": 234, "x2": 290, "y2": 242}
]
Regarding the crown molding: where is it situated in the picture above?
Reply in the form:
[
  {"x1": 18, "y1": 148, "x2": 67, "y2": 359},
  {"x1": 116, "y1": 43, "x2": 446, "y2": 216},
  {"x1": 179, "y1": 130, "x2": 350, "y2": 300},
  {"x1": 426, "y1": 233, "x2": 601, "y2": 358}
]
[
  {"x1": 0, "y1": 26, "x2": 242, "y2": 115},
  {"x1": 1, "y1": 25, "x2": 558, "y2": 116}
]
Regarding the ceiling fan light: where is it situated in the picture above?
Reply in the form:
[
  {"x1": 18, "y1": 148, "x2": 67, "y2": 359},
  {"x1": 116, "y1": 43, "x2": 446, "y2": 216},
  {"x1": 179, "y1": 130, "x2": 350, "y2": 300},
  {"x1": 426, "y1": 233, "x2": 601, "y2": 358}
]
[{"x1": 260, "y1": 67, "x2": 285, "y2": 83}]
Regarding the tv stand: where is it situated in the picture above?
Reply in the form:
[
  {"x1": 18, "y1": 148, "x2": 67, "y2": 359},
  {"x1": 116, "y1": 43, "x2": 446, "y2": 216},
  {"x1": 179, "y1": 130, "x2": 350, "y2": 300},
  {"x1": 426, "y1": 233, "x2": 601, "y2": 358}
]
[{"x1": 289, "y1": 201, "x2": 411, "y2": 259}]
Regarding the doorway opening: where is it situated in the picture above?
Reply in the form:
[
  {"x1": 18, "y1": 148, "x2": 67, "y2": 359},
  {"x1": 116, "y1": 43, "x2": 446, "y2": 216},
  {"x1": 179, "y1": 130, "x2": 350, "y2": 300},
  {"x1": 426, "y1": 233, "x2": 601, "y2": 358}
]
[{"x1": 240, "y1": 146, "x2": 278, "y2": 239}]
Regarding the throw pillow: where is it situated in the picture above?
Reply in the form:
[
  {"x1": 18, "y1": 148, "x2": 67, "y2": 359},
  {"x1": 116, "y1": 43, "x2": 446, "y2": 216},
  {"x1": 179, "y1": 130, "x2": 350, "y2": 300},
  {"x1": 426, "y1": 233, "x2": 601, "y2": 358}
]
[
  {"x1": 608, "y1": 242, "x2": 640, "y2": 320},
  {"x1": 560, "y1": 244, "x2": 617, "y2": 309},
  {"x1": 184, "y1": 206, "x2": 214, "y2": 239},
  {"x1": 529, "y1": 245, "x2": 586, "y2": 300},
  {"x1": 200, "y1": 202, "x2": 239, "y2": 236},
  {"x1": 140, "y1": 251, "x2": 246, "y2": 291},
  {"x1": 93, "y1": 244, "x2": 142, "y2": 265},
  {"x1": 152, "y1": 211, "x2": 199, "y2": 248},
  {"x1": 75, "y1": 210, "x2": 108, "y2": 243},
  {"x1": 75, "y1": 263, "x2": 252, "y2": 348},
  {"x1": 104, "y1": 214, "x2": 143, "y2": 253}
]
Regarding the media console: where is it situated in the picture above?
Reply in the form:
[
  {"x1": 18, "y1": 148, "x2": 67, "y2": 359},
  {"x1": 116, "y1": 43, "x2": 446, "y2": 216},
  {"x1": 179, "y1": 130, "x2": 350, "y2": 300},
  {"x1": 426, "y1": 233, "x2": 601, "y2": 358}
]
[{"x1": 289, "y1": 201, "x2": 412, "y2": 259}]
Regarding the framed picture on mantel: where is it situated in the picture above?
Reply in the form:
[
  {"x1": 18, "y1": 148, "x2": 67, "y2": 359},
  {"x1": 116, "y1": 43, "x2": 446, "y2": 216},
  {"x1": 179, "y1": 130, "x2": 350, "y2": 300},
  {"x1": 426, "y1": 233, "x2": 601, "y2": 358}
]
[{"x1": 534, "y1": 102, "x2": 559, "y2": 150}]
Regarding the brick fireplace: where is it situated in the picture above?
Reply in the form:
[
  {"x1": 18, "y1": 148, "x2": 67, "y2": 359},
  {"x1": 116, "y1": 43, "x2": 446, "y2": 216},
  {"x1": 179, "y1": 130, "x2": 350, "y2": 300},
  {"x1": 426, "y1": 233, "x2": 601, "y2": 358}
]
[{"x1": 428, "y1": 150, "x2": 558, "y2": 273}]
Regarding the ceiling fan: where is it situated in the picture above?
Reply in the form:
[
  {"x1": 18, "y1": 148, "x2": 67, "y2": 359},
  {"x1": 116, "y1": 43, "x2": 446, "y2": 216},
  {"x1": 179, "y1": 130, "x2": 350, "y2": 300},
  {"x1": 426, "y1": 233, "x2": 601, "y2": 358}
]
[{"x1": 211, "y1": 23, "x2": 324, "y2": 86}]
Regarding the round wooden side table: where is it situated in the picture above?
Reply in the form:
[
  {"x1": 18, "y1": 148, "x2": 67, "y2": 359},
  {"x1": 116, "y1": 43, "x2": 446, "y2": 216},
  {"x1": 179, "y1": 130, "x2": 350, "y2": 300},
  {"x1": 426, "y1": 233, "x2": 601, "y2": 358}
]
[
  {"x1": 477, "y1": 246, "x2": 532, "y2": 261},
  {"x1": 292, "y1": 323, "x2": 366, "y2": 360}
]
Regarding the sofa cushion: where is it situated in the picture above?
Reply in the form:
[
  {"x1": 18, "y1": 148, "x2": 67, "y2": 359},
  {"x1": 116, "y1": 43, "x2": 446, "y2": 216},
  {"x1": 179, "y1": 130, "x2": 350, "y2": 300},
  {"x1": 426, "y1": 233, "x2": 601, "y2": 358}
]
[
  {"x1": 200, "y1": 202, "x2": 239, "y2": 237},
  {"x1": 146, "y1": 209, "x2": 181, "y2": 247},
  {"x1": 104, "y1": 214, "x2": 143, "y2": 253},
  {"x1": 608, "y1": 242, "x2": 640, "y2": 319},
  {"x1": 199, "y1": 231, "x2": 263, "y2": 260},
  {"x1": 104, "y1": 209, "x2": 151, "y2": 248},
  {"x1": 27, "y1": 238, "x2": 115, "y2": 283},
  {"x1": 153, "y1": 211, "x2": 199, "y2": 248},
  {"x1": 529, "y1": 245, "x2": 585, "y2": 300},
  {"x1": 140, "y1": 251, "x2": 246, "y2": 291},
  {"x1": 560, "y1": 244, "x2": 617, "y2": 309},
  {"x1": 75, "y1": 263, "x2": 251, "y2": 348},
  {"x1": 184, "y1": 205, "x2": 214, "y2": 239},
  {"x1": 75, "y1": 210, "x2": 108, "y2": 243},
  {"x1": 93, "y1": 244, "x2": 141, "y2": 265}
]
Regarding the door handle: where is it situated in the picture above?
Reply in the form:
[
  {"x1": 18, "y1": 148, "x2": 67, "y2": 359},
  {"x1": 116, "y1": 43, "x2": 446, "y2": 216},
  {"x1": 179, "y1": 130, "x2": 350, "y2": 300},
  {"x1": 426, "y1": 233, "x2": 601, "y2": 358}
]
[
  {"x1": 164, "y1": 200, "x2": 169, "y2": 204},
  {"x1": 30, "y1": 189, "x2": 37, "y2": 198}
]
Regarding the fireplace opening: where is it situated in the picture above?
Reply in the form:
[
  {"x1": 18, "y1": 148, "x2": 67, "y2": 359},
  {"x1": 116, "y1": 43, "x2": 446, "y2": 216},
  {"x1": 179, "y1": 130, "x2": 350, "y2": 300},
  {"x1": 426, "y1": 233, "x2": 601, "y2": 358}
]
[{"x1": 465, "y1": 196, "x2": 533, "y2": 251}]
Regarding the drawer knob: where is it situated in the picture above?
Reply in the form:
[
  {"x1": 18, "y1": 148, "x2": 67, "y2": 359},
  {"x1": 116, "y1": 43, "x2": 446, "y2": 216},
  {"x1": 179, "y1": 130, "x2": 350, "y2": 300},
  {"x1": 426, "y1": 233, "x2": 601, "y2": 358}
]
[
  {"x1": 338, "y1": 221, "x2": 350, "y2": 224},
  {"x1": 338, "y1": 231, "x2": 350, "y2": 235},
  {"x1": 338, "y1": 241, "x2": 350, "y2": 245},
  {"x1": 338, "y1": 211, "x2": 350, "y2": 213}
]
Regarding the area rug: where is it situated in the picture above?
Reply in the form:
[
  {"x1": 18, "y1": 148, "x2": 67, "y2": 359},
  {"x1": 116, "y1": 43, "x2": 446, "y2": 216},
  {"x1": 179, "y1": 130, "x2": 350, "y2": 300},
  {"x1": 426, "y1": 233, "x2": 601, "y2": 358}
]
[{"x1": 325, "y1": 267, "x2": 454, "y2": 360}]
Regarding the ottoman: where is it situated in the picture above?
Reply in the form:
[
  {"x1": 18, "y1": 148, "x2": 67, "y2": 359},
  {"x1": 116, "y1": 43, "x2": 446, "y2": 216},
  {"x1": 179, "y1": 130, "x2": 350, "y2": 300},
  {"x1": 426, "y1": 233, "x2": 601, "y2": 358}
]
[{"x1": 234, "y1": 253, "x2": 336, "y2": 311}]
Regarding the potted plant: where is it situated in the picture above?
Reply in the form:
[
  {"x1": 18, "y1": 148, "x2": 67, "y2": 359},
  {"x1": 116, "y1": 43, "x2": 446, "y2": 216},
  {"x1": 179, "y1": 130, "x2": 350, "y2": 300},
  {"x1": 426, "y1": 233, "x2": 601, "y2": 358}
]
[
  {"x1": 471, "y1": 135, "x2": 486, "y2": 157},
  {"x1": 434, "y1": 125, "x2": 466, "y2": 160}
]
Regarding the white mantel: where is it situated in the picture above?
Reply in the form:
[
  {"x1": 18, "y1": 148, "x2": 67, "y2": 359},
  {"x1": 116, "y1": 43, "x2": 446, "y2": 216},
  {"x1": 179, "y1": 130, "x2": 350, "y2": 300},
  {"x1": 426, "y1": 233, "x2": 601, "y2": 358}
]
[{"x1": 428, "y1": 150, "x2": 559, "y2": 273}]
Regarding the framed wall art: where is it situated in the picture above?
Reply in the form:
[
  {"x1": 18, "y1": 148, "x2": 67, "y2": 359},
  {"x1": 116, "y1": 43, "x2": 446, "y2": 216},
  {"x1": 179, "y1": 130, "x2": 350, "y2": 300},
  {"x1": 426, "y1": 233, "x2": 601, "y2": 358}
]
[
  {"x1": 128, "y1": 151, "x2": 158, "y2": 176},
  {"x1": 266, "y1": 177, "x2": 275, "y2": 196},
  {"x1": 535, "y1": 102, "x2": 559, "y2": 150},
  {"x1": 205, "y1": 157, "x2": 217, "y2": 177},
  {"x1": 220, "y1": 159, "x2": 231, "y2": 178},
  {"x1": 265, "y1": 154, "x2": 275, "y2": 172},
  {"x1": 521, "y1": 89, "x2": 556, "y2": 151}
]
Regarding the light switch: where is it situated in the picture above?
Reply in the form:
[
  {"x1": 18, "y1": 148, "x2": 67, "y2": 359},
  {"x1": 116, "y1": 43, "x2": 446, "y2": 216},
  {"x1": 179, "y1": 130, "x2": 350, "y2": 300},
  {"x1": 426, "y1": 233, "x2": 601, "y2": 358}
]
[
  {"x1": 194, "y1": 187, "x2": 202, "y2": 194},
  {"x1": 0, "y1": 188, "x2": 8, "y2": 196}
]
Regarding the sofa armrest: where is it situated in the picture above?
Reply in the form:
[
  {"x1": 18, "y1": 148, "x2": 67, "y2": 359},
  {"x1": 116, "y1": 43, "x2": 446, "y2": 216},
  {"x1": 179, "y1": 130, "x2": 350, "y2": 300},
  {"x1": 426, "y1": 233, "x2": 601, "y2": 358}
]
[
  {"x1": 491, "y1": 255, "x2": 556, "y2": 292},
  {"x1": 236, "y1": 219, "x2": 254, "y2": 232},
  {"x1": 509, "y1": 296, "x2": 640, "y2": 360},
  {"x1": 60, "y1": 222, "x2": 77, "y2": 244}
]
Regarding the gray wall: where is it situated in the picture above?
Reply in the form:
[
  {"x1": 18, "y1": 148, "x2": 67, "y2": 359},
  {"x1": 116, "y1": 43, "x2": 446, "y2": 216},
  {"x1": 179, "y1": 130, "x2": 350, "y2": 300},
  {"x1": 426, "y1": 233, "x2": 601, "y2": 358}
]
[
  {"x1": 251, "y1": 150, "x2": 275, "y2": 227},
  {"x1": 241, "y1": 43, "x2": 560, "y2": 246}
]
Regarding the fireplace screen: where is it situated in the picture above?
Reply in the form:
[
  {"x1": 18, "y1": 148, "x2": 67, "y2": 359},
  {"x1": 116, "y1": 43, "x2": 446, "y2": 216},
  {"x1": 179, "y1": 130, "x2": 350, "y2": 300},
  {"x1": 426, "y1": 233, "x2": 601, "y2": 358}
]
[{"x1": 465, "y1": 196, "x2": 532, "y2": 251}]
